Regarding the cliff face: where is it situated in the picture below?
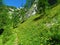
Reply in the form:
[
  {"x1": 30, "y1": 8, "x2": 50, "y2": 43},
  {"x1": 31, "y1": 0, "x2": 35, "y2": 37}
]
[{"x1": 25, "y1": 0, "x2": 60, "y2": 17}]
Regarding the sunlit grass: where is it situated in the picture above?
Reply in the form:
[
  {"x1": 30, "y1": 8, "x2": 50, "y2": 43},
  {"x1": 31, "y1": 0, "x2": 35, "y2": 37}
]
[{"x1": 1, "y1": 4, "x2": 60, "y2": 45}]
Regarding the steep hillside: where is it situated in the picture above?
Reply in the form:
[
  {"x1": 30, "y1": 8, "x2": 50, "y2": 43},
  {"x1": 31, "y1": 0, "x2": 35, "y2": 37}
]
[{"x1": 3, "y1": 4, "x2": 60, "y2": 45}]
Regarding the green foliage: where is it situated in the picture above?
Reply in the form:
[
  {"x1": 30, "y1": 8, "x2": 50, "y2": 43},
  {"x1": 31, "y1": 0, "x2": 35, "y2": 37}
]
[
  {"x1": 12, "y1": 10, "x2": 20, "y2": 28},
  {"x1": 0, "y1": 0, "x2": 60, "y2": 45},
  {"x1": 0, "y1": 6, "x2": 9, "y2": 28},
  {"x1": 2, "y1": 4, "x2": 60, "y2": 45},
  {"x1": 37, "y1": 0, "x2": 46, "y2": 14},
  {"x1": 16, "y1": 4, "x2": 60, "y2": 45},
  {"x1": 19, "y1": 8, "x2": 26, "y2": 22},
  {"x1": 37, "y1": 0, "x2": 60, "y2": 14}
]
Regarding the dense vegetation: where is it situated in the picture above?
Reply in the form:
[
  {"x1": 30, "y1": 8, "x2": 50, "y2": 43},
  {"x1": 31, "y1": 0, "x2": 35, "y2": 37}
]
[{"x1": 0, "y1": 0, "x2": 60, "y2": 45}]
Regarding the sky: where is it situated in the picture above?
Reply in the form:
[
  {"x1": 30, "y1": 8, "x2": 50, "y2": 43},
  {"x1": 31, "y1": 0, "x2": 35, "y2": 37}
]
[{"x1": 3, "y1": 0, "x2": 26, "y2": 8}]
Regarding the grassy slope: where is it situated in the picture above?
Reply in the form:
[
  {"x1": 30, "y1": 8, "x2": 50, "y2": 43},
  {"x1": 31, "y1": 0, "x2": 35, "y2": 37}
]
[{"x1": 4, "y1": 4, "x2": 60, "y2": 45}]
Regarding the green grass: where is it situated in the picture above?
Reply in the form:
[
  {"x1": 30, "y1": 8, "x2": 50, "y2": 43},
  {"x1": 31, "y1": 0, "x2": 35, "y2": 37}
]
[
  {"x1": 14, "y1": 4, "x2": 60, "y2": 45},
  {"x1": 1, "y1": 4, "x2": 60, "y2": 45},
  {"x1": 0, "y1": 35, "x2": 3, "y2": 45}
]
